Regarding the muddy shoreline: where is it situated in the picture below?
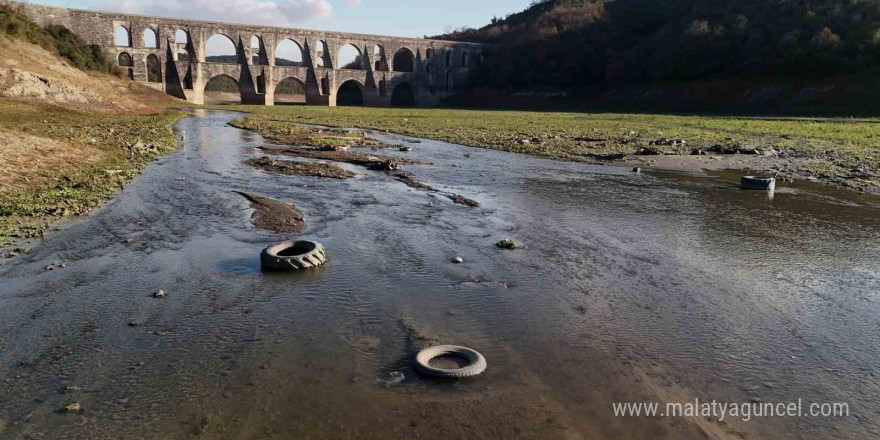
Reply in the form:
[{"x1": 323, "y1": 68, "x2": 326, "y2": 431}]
[
  {"x1": 225, "y1": 109, "x2": 880, "y2": 195},
  {"x1": 1, "y1": 110, "x2": 877, "y2": 440}
]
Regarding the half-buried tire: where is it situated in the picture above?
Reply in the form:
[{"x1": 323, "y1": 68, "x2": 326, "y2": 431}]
[
  {"x1": 415, "y1": 345, "x2": 487, "y2": 378},
  {"x1": 260, "y1": 240, "x2": 327, "y2": 271}
]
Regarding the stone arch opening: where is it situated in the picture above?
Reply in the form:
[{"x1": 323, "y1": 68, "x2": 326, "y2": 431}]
[
  {"x1": 117, "y1": 52, "x2": 133, "y2": 67},
  {"x1": 373, "y1": 44, "x2": 387, "y2": 71},
  {"x1": 336, "y1": 80, "x2": 363, "y2": 106},
  {"x1": 182, "y1": 66, "x2": 193, "y2": 90},
  {"x1": 445, "y1": 50, "x2": 452, "y2": 67},
  {"x1": 146, "y1": 54, "x2": 161, "y2": 83},
  {"x1": 391, "y1": 82, "x2": 416, "y2": 107},
  {"x1": 175, "y1": 30, "x2": 189, "y2": 44},
  {"x1": 392, "y1": 48, "x2": 415, "y2": 73},
  {"x1": 204, "y1": 74, "x2": 241, "y2": 104},
  {"x1": 115, "y1": 25, "x2": 131, "y2": 47},
  {"x1": 477, "y1": 52, "x2": 485, "y2": 65},
  {"x1": 205, "y1": 34, "x2": 238, "y2": 64},
  {"x1": 255, "y1": 72, "x2": 265, "y2": 94},
  {"x1": 143, "y1": 28, "x2": 158, "y2": 48},
  {"x1": 275, "y1": 77, "x2": 306, "y2": 105},
  {"x1": 275, "y1": 39, "x2": 304, "y2": 67},
  {"x1": 251, "y1": 35, "x2": 267, "y2": 65},
  {"x1": 320, "y1": 76, "x2": 330, "y2": 95},
  {"x1": 338, "y1": 44, "x2": 362, "y2": 70},
  {"x1": 461, "y1": 51, "x2": 469, "y2": 68},
  {"x1": 426, "y1": 64, "x2": 436, "y2": 95},
  {"x1": 426, "y1": 48, "x2": 433, "y2": 60},
  {"x1": 177, "y1": 48, "x2": 190, "y2": 61},
  {"x1": 316, "y1": 40, "x2": 329, "y2": 68}
]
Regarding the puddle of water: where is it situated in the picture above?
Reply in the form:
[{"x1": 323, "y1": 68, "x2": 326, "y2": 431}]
[{"x1": 0, "y1": 109, "x2": 877, "y2": 439}]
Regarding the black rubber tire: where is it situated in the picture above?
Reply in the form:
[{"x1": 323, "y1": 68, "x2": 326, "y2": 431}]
[
  {"x1": 740, "y1": 176, "x2": 776, "y2": 191},
  {"x1": 415, "y1": 345, "x2": 487, "y2": 378},
  {"x1": 260, "y1": 241, "x2": 326, "y2": 271}
]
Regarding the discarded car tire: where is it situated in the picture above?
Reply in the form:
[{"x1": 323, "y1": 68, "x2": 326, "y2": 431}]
[
  {"x1": 740, "y1": 176, "x2": 776, "y2": 191},
  {"x1": 415, "y1": 345, "x2": 487, "y2": 378},
  {"x1": 260, "y1": 240, "x2": 326, "y2": 271}
]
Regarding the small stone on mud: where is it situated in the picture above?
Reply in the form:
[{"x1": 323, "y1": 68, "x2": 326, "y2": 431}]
[
  {"x1": 59, "y1": 263, "x2": 66, "y2": 269},
  {"x1": 452, "y1": 256, "x2": 464, "y2": 264},
  {"x1": 125, "y1": 238, "x2": 133, "y2": 243},
  {"x1": 154, "y1": 290, "x2": 166, "y2": 299},
  {"x1": 65, "y1": 402, "x2": 81, "y2": 413},
  {"x1": 45, "y1": 265, "x2": 54, "y2": 271},
  {"x1": 399, "y1": 146, "x2": 413, "y2": 152},
  {"x1": 633, "y1": 167, "x2": 642, "y2": 173},
  {"x1": 496, "y1": 239, "x2": 520, "y2": 250}
]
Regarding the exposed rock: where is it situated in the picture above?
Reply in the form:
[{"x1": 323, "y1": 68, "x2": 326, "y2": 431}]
[
  {"x1": 636, "y1": 147, "x2": 663, "y2": 155},
  {"x1": 0, "y1": 68, "x2": 103, "y2": 104},
  {"x1": 446, "y1": 193, "x2": 480, "y2": 207},
  {"x1": 496, "y1": 239, "x2": 521, "y2": 250}
]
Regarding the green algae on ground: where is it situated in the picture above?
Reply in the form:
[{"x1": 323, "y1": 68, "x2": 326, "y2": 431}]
[
  {"x1": 221, "y1": 105, "x2": 880, "y2": 192},
  {"x1": 0, "y1": 101, "x2": 184, "y2": 240}
]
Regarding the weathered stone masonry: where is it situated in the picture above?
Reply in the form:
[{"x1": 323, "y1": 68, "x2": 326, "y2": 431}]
[{"x1": 10, "y1": 2, "x2": 488, "y2": 106}]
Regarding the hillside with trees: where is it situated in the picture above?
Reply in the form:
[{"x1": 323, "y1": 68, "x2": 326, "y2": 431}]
[{"x1": 436, "y1": 0, "x2": 880, "y2": 95}]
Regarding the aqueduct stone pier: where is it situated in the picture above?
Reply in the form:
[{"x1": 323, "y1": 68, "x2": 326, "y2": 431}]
[{"x1": 12, "y1": 2, "x2": 488, "y2": 106}]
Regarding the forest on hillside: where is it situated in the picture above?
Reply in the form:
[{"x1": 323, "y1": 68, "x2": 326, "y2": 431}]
[{"x1": 435, "y1": 0, "x2": 880, "y2": 91}]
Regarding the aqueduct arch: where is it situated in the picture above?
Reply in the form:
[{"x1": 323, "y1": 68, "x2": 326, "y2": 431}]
[{"x1": 16, "y1": 3, "x2": 488, "y2": 107}]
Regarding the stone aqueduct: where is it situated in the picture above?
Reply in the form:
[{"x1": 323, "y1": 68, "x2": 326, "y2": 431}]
[{"x1": 14, "y1": 3, "x2": 489, "y2": 106}]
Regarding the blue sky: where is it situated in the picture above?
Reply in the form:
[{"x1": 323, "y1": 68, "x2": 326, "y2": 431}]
[{"x1": 31, "y1": 0, "x2": 532, "y2": 38}]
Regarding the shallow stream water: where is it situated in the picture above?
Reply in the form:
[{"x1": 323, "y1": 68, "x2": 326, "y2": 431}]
[{"x1": 1, "y1": 109, "x2": 878, "y2": 439}]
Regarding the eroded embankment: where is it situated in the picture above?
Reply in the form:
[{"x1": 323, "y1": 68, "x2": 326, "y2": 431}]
[
  {"x1": 257, "y1": 145, "x2": 479, "y2": 207},
  {"x1": 235, "y1": 192, "x2": 306, "y2": 233},
  {"x1": 246, "y1": 157, "x2": 356, "y2": 179},
  {"x1": 231, "y1": 118, "x2": 481, "y2": 207}
]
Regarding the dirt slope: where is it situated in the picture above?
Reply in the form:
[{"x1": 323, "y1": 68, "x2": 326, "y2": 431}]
[
  {"x1": 0, "y1": 35, "x2": 181, "y2": 242},
  {"x1": 0, "y1": 37, "x2": 167, "y2": 114}
]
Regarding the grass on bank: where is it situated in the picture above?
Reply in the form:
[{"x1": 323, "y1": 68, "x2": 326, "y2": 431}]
[
  {"x1": 223, "y1": 105, "x2": 880, "y2": 190},
  {"x1": 0, "y1": 100, "x2": 183, "y2": 241}
]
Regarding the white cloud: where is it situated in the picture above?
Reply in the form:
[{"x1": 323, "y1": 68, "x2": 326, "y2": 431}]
[
  {"x1": 343, "y1": 0, "x2": 361, "y2": 6},
  {"x1": 105, "y1": 0, "x2": 332, "y2": 27}
]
